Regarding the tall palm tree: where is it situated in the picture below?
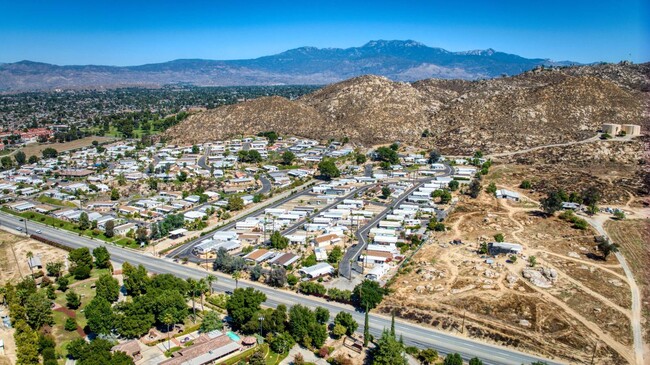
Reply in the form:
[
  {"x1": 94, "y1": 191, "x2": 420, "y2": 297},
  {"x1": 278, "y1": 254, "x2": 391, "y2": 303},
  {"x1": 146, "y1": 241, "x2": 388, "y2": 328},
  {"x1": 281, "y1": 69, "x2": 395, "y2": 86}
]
[
  {"x1": 26, "y1": 251, "x2": 34, "y2": 276},
  {"x1": 205, "y1": 274, "x2": 217, "y2": 295},
  {"x1": 186, "y1": 278, "x2": 198, "y2": 323},
  {"x1": 162, "y1": 312, "x2": 174, "y2": 352},
  {"x1": 198, "y1": 278, "x2": 208, "y2": 313},
  {"x1": 232, "y1": 271, "x2": 241, "y2": 289}
]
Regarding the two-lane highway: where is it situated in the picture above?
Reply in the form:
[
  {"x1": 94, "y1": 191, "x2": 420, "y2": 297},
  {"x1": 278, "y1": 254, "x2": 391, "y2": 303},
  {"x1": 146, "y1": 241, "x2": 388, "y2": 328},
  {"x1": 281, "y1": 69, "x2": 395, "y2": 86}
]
[{"x1": 0, "y1": 212, "x2": 561, "y2": 365}]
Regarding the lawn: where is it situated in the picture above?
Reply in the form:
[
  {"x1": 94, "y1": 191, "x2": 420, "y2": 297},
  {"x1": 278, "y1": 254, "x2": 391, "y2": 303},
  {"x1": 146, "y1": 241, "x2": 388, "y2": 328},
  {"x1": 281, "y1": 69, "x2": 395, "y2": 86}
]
[
  {"x1": 36, "y1": 195, "x2": 78, "y2": 208},
  {"x1": 51, "y1": 308, "x2": 82, "y2": 358},
  {"x1": 83, "y1": 125, "x2": 161, "y2": 139},
  {"x1": 1, "y1": 207, "x2": 139, "y2": 249}
]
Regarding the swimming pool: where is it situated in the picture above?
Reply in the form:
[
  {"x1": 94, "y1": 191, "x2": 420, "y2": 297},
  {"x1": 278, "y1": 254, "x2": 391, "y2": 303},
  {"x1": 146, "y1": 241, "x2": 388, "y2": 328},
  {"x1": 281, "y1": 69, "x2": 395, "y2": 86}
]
[{"x1": 226, "y1": 331, "x2": 241, "y2": 342}]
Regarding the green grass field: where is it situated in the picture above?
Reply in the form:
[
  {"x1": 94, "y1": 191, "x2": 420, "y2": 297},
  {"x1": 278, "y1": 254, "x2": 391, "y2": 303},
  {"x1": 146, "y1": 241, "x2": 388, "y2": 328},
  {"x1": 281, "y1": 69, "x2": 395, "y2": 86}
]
[
  {"x1": 1, "y1": 207, "x2": 139, "y2": 249},
  {"x1": 37, "y1": 195, "x2": 78, "y2": 208}
]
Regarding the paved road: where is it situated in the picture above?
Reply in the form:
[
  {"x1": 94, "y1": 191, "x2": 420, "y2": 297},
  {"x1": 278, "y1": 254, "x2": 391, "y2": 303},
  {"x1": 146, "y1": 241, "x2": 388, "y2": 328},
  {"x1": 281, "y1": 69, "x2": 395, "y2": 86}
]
[
  {"x1": 281, "y1": 184, "x2": 374, "y2": 236},
  {"x1": 583, "y1": 214, "x2": 644, "y2": 365},
  {"x1": 339, "y1": 164, "x2": 454, "y2": 278},
  {"x1": 257, "y1": 176, "x2": 272, "y2": 195},
  {"x1": 0, "y1": 212, "x2": 562, "y2": 365},
  {"x1": 165, "y1": 186, "x2": 316, "y2": 259}
]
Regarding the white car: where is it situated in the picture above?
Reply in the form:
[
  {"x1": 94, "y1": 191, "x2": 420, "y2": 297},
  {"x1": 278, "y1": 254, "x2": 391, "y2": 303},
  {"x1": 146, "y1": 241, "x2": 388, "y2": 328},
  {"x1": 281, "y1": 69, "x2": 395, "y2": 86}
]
[{"x1": 35, "y1": 229, "x2": 42, "y2": 234}]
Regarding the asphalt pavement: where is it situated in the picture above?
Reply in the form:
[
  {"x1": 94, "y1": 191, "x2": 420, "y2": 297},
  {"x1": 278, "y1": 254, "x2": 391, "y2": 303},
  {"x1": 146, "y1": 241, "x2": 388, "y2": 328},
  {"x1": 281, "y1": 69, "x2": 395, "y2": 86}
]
[{"x1": 0, "y1": 211, "x2": 563, "y2": 365}]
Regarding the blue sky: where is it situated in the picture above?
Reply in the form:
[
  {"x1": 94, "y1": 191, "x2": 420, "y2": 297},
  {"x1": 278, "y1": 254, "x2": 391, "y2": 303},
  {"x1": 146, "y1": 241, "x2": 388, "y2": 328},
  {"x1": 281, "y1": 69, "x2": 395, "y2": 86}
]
[{"x1": 0, "y1": 0, "x2": 647, "y2": 65}]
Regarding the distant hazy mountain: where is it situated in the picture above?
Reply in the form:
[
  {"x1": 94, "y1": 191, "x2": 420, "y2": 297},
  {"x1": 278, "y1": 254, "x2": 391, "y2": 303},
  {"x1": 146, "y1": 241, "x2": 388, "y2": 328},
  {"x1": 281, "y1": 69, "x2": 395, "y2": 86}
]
[{"x1": 0, "y1": 40, "x2": 579, "y2": 92}]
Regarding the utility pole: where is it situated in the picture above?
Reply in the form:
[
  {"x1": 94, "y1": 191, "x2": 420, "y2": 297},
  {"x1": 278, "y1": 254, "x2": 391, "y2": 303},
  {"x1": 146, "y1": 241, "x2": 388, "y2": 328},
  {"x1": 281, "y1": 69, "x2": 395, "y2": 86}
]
[
  {"x1": 461, "y1": 307, "x2": 466, "y2": 334},
  {"x1": 590, "y1": 340, "x2": 599, "y2": 365}
]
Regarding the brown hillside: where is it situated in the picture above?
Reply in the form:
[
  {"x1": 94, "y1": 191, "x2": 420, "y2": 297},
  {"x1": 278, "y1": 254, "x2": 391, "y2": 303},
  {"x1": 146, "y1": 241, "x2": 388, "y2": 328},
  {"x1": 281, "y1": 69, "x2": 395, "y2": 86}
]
[{"x1": 165, "y1": 63, "x2": 649, "y2": 154}]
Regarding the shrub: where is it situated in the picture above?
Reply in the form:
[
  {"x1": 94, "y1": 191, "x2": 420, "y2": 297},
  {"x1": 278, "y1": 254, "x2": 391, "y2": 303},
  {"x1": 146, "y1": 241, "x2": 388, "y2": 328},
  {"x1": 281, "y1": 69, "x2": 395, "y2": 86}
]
[{"x1": 65, "y1": 317, "x2": 77, "y2": 331}]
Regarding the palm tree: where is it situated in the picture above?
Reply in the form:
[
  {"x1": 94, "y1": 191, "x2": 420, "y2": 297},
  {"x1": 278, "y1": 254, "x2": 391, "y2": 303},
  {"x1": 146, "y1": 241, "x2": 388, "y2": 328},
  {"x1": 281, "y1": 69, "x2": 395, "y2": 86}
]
[
  {"x1": 205, "y1": 274, "x2": 217, "y2": 295},
  {"x1": 198, "y1": 278, "x2": 208, "y2": 313},
  {"x1": 232, "y1": 271, "x2": 241, "y2": 289},
  {"x1": 162, "y1": 312, "x2": 174, "y2": 353},
  {"x1": 186, "y1": 278, "x2": 198, "y2": 323},
  {"x1": 26, "y1": 251, "x2": 34, "y2": 276}
]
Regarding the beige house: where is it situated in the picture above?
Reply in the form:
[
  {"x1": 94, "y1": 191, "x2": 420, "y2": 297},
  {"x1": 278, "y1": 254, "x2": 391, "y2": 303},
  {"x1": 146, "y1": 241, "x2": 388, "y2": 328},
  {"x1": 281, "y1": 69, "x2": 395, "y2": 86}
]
[
  {"x1": 601, "y1": 123, "x2": 621, "y2": 135},
  {"x1": 621, "y1": 124, "x2": 641, "y2": 136}
]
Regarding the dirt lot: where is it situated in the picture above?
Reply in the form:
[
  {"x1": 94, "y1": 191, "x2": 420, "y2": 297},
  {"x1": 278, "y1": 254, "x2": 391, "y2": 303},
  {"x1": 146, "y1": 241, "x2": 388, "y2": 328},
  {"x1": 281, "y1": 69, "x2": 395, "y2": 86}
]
[
  {"x1": 379, "y1": 173, "x2": 638, "y2": 364},
  {"x1": 605, "y1": 219, "x2": 650, "y2": 344},
  {"x1": 0, "y1": 230, "x2": 69, "y2": 285},
  {"x1": 19, "y1": 136, "x2": 116, "y2": 158}
]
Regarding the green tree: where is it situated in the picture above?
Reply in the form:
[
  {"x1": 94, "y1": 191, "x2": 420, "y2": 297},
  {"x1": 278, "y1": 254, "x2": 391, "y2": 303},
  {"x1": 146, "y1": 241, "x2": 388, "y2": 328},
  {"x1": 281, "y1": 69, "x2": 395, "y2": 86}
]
[
  {"x1": 268, "y1": 267, "x2": 287, "y2": 288},
  {"x1": 110, "y1": 188, "x2": 120, "y2": 201},
  {"x1": 581, "y1": 187, "x2": 601, "y2": 213},
  {"x1": 95, "y1": 274, "x2": 120, "y2": 302},
  {"x1": 381, "y1": 186, "x2": 391, "y2": 199},
  {"x1": 0, "y1": 156, "x2": 13, "y2": 169},
  {"x1": 270, "y1": 231, "x2": 289, "y2": 249},
  {"x1": 85, "y1": 297, "x2": 114, "y2": 335},
  {"x1": 78, "y1": 212, "x2": 90, "y2": 230},
  {"x1": 45, "y1": 261, "x2": 63, "y2": 277},
  {"x1": 355, "y1": 153, "x2": 367, "y2": 164},
  {"x1": 353, "y1": 280, "x2": 385, "y2": 310},
  {"x1": 493, "y1": 233, "x2": 504, "y2": 242},
  {"x1": 66, "y1": 290, "x2": 81, "y2": 309},
  {"x1": 486, "y1": 182, "x2": 497, "y2": 194},
  {"x1": 448, "y1": 180, "x2": 459, "y2": 191},
  {"x1": 334, "y1": 311, "x2": 358, "y2": 336},
  {"x1": 468, "y1": 180, "x2": 481, "y2": 198},
  {"x1": 104, "y1": 220, "x2": 115, "y2": 238},
  {"x1": 69, "y1": 247, "x2": 93, "y2": 280},
  {"x1": 281, "y1": 151, "x2": 296, "y2": 165},
  {"x1": 540, "y1": 190, "x2": 563, "y2": 215},
  {"x1": 41, "y1": 147, "x2": 58, "y2": 159},
  {"x1": 614, "y1": 210, "x2": 625, "y2": 220},
  {"x1": 122, "y1": 262, "x2": 150, "y2": 296},
  {"x1": 56, "y1": 276, "x2": 69, "y2": 292},
  {"x1": 199, "y1": 310, "x2": 223, "y2": 333},
  {"x1": 597, "y1": 239, "x2": 620, "y2": 260},
  {"x1": 268, "y1": 331, "x2": 295, "y2": 354},
  {"x1": 333, "y1": 323, "x2": 347, "y2": 338},
  {"x1": 227, "y1": 195, "x2": 244, "y2": 211},
  {"x1": 24, "y1": 292, "x2": 53, "y2": 329},
  {"x1": 14, "y1": 320, "x2": 40, "y2": 365},
  {"x1": 327, "y1": 246, "x2": 344, "y2": 264},
  {"x1": 288, "y1": 305, "x2": 327, "y2": 348},
  {"x1": 14, "y1": 151, "x2": 27, "y2": 166},
  {"x1": 93, "y1": 246, "x2": 111, "y2": 269},
  {"x1": 372, "y1": 330, "x2": 407, "y2": 365},
  {"x1": 65, "y1": 317, "x2": 78, "y2": 331},
  {"x1": 520, "y1": 180, "x2": 532, "y2": 189},
  {"x1": 315, "y1": 307, "x2": 330, "y2": 325},
  {"x1": 318, "y1": 158, "x2": 340, "y2": 180},
  {"x1": 374, "y1": 147, "x2": 399, "y2": 164},
  {"x1": 528, "y1": 256, "x2": 537, "y2": 267},
  {"x1": 443, "y1": 353, "x2": 463, "y2": 365},
  {"x1": 226, "y1": 287, "x2": 266, "y2": 330},
  {"x1": 418, "y1": 349, "x2": 439, "y2": 364},
  {"x1": 177, "y1": 171, "x2": 188, "y2": 182},
  {"x1": 28, "y1": 155, "x2": 38, "y2": 164},
  {"x1": 428, "y1": 150, "x2": 441, "y2": 164}
]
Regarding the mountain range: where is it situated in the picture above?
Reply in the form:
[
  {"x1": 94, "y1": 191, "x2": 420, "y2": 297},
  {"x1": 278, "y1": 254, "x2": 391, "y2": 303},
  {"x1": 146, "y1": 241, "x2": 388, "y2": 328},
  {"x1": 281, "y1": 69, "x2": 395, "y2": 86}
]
[
  {"x1": 164, "y1": 62, "x2": 649, "y2": 156},
  {"x1": 0, "y1": 40, "x2": 578, "y2": 92}
]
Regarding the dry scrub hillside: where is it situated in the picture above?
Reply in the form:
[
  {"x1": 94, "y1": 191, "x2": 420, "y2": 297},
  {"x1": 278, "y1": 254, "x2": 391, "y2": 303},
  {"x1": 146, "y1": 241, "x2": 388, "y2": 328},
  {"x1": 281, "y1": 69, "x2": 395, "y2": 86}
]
[
  {"x1": 380, "y1": 189, "x2": 638, "y2": 364},
  {"x1": 165, "y1": 63, "x2": 649, "y2": 154},
  {"x1": 494, "y1": 137, "x2": 650, "y2": 202}
]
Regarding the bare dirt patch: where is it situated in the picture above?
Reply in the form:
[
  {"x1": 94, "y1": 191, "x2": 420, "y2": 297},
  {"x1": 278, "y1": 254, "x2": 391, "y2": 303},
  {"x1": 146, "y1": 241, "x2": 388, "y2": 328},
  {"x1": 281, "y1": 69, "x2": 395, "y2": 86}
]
[
  {"x1": 605, "y1": 219, "x2": 650, "y2": 342},
  {"x1": 0, "y1": 230, "x2": 69, "y2": 284},
  {"x1": 381, "y1": 178, "x2": 637, "y2": 363},
  {"x1": 19, "y1": 136, "x2": 115, "y2": 158}
]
